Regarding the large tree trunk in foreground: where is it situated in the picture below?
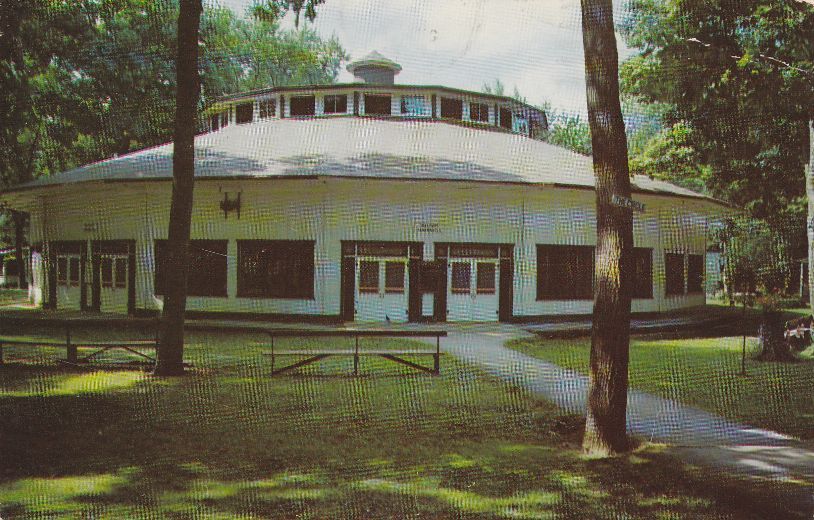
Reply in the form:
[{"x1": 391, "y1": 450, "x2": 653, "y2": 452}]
[
  {"x1": 12, "y1": 210, "x2": 27, "y2": 289},
  {"x1": 154, "y1": 0, "x2": 202, "y2": 376},
  {"x1": 806, "y1": 120, "x2": 814, "y2": 311},
  {"x1": 580, "y1": 0, "x2": 634, "y2": 456},
  {"x1": 757, "y1": 310, "x2": 796, "y2": 361}
]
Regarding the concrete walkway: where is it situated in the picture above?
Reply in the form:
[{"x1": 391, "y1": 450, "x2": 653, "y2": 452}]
[{"x1": 435, "y1": 324, "x2": 814, "y2": 515}]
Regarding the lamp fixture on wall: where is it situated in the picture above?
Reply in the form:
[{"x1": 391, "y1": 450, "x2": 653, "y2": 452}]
[{"x1": 219, "y1": 188, "x2": 242, "y2": 219}]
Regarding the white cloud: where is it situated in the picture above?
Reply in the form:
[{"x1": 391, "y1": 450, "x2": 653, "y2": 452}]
[{"x1": 213, "y1": 0, "x2": 636, "y2": 116}]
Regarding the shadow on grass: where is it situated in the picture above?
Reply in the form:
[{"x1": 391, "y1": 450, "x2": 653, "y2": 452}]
[
  {"x1": 2, "y1": 361, "x2": 810, "y2": 519},
  {"x1": 3, "y1": 312, "x2": 813, "y2": 518}
]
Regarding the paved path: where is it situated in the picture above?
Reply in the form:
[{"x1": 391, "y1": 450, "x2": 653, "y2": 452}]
[{"x1": 434, "y1": 324, "x2": 814, "y2": 516}]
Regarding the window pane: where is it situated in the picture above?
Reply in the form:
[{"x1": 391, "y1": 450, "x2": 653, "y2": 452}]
[
  {"x1": 633, "y1": 248, "x2": 653, "y2": 299},
  {"x1": 69, "y1": 257, "x2": 80, "y2": 286},
  {"x1": 359, "y1": 261, "x2": 379, "y2": 293},
  {"x1": 101, "y1": 258, "x2": 113, "y2": 287},
  {"x1": 401, "y1": 95, "x2": 426, "y2": 116},
  {"x1": 513, "y1": 114, "x2": 528, "y2": 134},
  {"x1": 57, "y1": 257, "x2": 68, "y2": 284},
  {"x1": 536, "y1": 245, "x2": 594, "y2": 300},
  {"x1": 290, "y1": 96, "x2": 316, "y2": 116},
  {"x1": 236, "y1": 102, "x2": 253, "y2": 124},
  {"x1": 687, "y1": 254, "x2": 704, "y2": 294},
  {"x1": 237, "y1": 240, "x2": 315, "y2": 298},
  {"x1": 114, "y1": 258, "x2": 127, "y2": 288},
  {"x1": 259, "y1": 99, "x2": 276, "y2": 118},
  {"x1": 324, "y1": 94, "x2": 347, "y2": 114},
  {"x1": 155, "y1": 240, "x2": 227, "y2": 297},
  {"x1": 451, "y1": 262, "x2": 471, "y2": 293},
  {"x1": 449, "y1": 244, "x2": 499, "y2": 258},
  {"x1": 384, "y1": 262, "x2": 405, "y2": 293},
  {"x1": 470, "y1": 102, "x2": 488, "y2": 122},
  {"x1": 665, "y1": 252, "x2": 685, "y2": 295},
  {"x1": 357, "y1": 243, "x2": 409, "y2": 257},
  {"x1": 440, "y1": 97, "x2": 463, "y2": 119},
  {"x1": 364, "y1": 94, "x2": 391, "y2": 115},
  {"x1": 499, "y1": 107, "x2": 512, "y2": 130},
  {"x1": 476, "y1": 263, "x2": 496, "y2": 293}
]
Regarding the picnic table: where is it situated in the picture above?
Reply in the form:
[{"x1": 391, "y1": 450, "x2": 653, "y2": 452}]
[
  {"x1": 0, "y1": 317, "x2": 160, "y2": 367},
  {"x1": 262, "y1": 328, "x2": 447, "y2": 376}
]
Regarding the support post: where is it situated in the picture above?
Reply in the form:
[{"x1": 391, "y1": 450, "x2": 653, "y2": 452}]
[
  {"x1": 0, "y1": 342, "x2": 4, "y2": 365},
  {"x1": 66, "y1": 323, "x2": 77, "y2": 364},
  {"x1": 354, "y1": 335, "x2": 359, "y2": 376},
  {"x1": 271, "y1": 335, "x2": 275, "y2": 376},
  {"x1": 434, "y1": 335, "x2": 440, "y2": 374}
]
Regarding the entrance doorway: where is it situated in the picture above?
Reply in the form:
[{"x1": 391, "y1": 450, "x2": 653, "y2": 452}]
[
  {"x1": 50, "y1": 241, "x2": 85, "y2": 310},
  {"x1": 91, "y1": 240, "x2": 135, "y2": 315},
  {"x1": 340, "y1": 241, "x2": 423, "y2": 322},
  {"x1": 355, "y1": 257, "x2": 409, "y2": 322},
  {"x1": 435, "y1": 243, "x2": 514, "y2": 322},
  {"x1": 447, "y1": 258, "x2": 500, "y2": 321}
]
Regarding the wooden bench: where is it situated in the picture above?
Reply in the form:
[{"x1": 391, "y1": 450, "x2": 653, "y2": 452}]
[{"x1": 263, "y1": 329, "x2": 447, "y2": 376}]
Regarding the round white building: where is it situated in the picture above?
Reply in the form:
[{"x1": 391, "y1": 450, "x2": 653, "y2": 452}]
[{"x1": 1, "y1": 53, "x2": 727, "y2": 322}]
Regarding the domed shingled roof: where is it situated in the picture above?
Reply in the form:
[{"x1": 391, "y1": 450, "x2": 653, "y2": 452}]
[{"x1": 5, "y1": 117, "x2": 725, "y2": 207}]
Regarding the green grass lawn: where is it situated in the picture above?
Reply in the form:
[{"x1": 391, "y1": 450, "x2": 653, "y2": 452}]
[
  {"x1": 509, "y1": 335, "x2": 814, "y2": 440},
  {"x1": 0, "y1": 325, "x2": 809, "y2": 519},
  {"x1": 0, "y1": 288, "x2": 27, "y2": 306}
]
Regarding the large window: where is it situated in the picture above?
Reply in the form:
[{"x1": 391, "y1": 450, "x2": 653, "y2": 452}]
[
  {"x1": 364, "y1": 94, "x2": 392, "y2": 115},
  {"x1": 238, "y1": 240, "x2": 314, "y2": 299},
  {"x1": 632, "y1": 248, "x2": 653, "y2": 299},
  {"x1": 665, "y1": 252, "x2": 685, "y2": 296},
  {"x1": 290, "y1": 95, "x2": 316, "y2": 116},
  {"x1": 440, "y1": 97, "x2": 463, "y2": 120},
  {"x1": 537, "y1": 245, "x2": 594, "y2": 300},
  {"x1": 323, "y1": 94, "x2": 347, "y2": 114},
  {"x1": 469, "y1": 102, "x2": 489, "y2": 123},
  {"x1": 155, "y1": 240, "x2": 227, "y2": 297},
  {"x1": 235, "y1": 102, "x2": 253, "y2": 124},
  {"x1": 687, "y1": 254, "x2": 704, "y2": 294}
]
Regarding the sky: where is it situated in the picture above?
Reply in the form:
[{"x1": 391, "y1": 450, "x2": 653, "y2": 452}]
[{"x1": 214, "y1": 0, "x2": 637, "y2": 118}]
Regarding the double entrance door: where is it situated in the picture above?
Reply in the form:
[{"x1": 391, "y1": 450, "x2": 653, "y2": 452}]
[
  {"x1": 49, "y1": 240, "x2": 134, "y2": 314},
  {"x1": 447, "y1": 257, "x2": 500, "y2": 322},
  {"x1": 355, "y1": 256, "x2": 409, "y2": 322}
]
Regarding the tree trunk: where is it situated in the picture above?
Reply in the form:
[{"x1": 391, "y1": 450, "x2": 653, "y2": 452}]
[
  {"x1": 806, "y1": 120, "x2": 814, "y2": 314},
  {"x1": 154, "y1": 0, "x2": 202, "y2": 377},
  {"x1": 12, "y1": 210, "x2": 27, "y2": 289},
  {"x1": 757, "y1": 310, "x2": 796, "y2": 362},
  {"x1": 580, "y1": 0, "x2": 634, "y2": 456}
]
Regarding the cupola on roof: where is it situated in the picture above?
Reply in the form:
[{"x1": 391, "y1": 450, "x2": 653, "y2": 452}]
[{"x1": 346, "y1": 50, "x2": 402, "y2": 85}]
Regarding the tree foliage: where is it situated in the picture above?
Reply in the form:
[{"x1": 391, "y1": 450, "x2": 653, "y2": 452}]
[
  {"x1": 620, "y1": 0, "x2": 814, "y2": 233},
  {"x1": 0, "y1": 0, "x2": 347, "y2": 192}
]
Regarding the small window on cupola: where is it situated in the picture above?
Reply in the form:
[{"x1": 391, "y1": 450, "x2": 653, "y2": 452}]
[
  {"x1": 323, "y1": 94, "x2": 347, "y2": 114},
  {"x1": 441, "y1": 98, "x2": 463, "y2": 120},
  {"x1": 259, "y1": 98, "x2": 276, "y2": 118},
  {"x1": 470, "y1": 102, "x2": 489, "y2": 123},
  {"x1": 364, "y1": 94, "x2": 391, "y2": 115}
]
